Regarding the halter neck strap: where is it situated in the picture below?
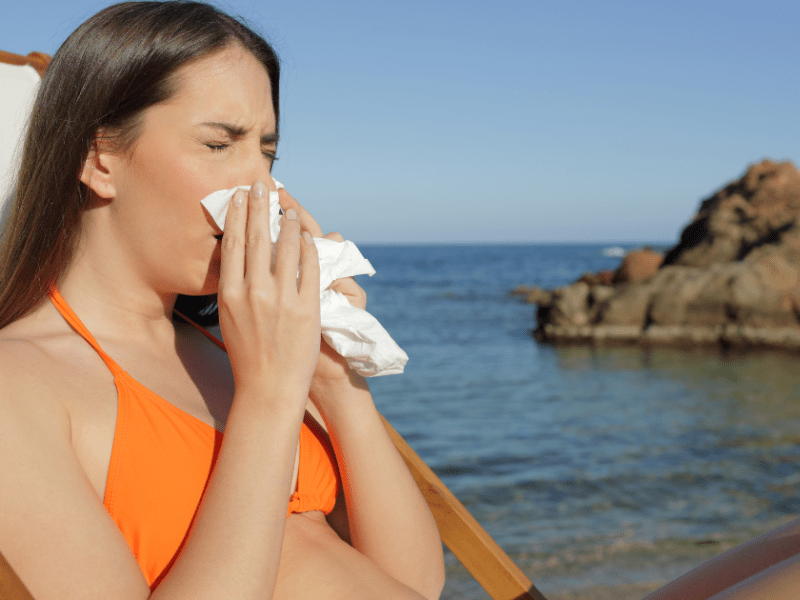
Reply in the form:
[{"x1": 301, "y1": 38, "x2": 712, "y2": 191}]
[{"x1": 49, "y1": 289, "x2": 125, "y2": 377}]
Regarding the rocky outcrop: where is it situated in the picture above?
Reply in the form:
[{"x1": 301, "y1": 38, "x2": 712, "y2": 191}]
[
  {"x1": 526, "y1": 160, "x2": 800, "y2": 350},
  {"x1": 612, "y1": 248, "x2": 663, "y2": 284}
]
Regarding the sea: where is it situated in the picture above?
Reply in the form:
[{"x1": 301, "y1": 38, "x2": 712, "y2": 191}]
[{"x1": 355, "y1": 243, "x2": 800, "y2": 600}]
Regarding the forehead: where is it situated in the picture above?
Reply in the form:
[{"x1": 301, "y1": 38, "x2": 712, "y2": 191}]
[{"x1": 150, "y1": 46, "x2": 275, "y2": 130}]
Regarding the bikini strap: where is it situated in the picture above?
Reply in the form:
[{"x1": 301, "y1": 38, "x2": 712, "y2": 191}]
[{"x1": 49, "y1": 289, "x2": 125, "y2": 377}]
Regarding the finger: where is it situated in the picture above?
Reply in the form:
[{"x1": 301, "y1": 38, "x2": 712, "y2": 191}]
[
  {"x1": 278, "y1": 188, "x2": 323, "y2": 238},
  {"x1": 329, "y1": 277, "x2": 367, "y2": 309},
  {"x1": 274, "y1": 208, "x2": 302, "y2": 297},
  {"x1": 323, "y1": 232, "x2": 344, "y2": 243},
  {"x1": 298, "y1": 231, "x2": 320, "y2": 301},
  {"x1": 244, "y1": 180, "x2": 272, "y2": 278},
  {"x1": 219, "y1": 188, "x2": 248, "y2": 288}
]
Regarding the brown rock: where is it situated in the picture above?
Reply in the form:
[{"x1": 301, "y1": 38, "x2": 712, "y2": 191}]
[
  {"x1": 536, "y1": 282, "x2": 591, "y2": 333},
  {"x1": 578, "y1": 270, "x2": 615, "y2": 286},
  {"x1": 597, "y1": 270, "x2": 615, "y2": 286},
  {"x1": 510, "y1": 285, "x2": 553, "y2": 305},
  {"x1": 612, "y1": 248, "x2": 664, "y2": 284},
  {"x1": 594, "y1": 282, "x2": 655, "y2": 326},
  {"x1": 648, "y1": 266, "x2": 726, "y2": 326},
  {"x1": 533, "y1": 160, "x2": 800, "y2": 350},
  {"x1": 663, "y1": 160, "x2": 800, "y2": 269}
]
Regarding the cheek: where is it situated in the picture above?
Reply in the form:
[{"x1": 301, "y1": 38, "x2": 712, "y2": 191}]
[
  {"x1": 124, "y1": 143, "x2": 216, "y2": 224},
  {"x1": 170, "y1": 158, "x2": 216, "y2": 205}
]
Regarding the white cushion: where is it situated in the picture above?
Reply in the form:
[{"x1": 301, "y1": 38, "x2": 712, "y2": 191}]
[{"x1": 0, "y1": 62, "x2": 41, "y2": 228}]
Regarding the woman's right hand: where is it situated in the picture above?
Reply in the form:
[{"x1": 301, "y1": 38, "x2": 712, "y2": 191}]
[{"x1": 217, "y1": 179, "x2": 320, "y2": 408}]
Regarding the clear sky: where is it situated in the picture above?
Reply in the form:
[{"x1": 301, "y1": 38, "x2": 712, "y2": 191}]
[{"x1": 3, "y1": 1, "x2": 798, "y2": 243}]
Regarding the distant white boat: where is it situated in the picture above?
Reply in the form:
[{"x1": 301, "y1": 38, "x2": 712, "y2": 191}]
[{"x1": 602, "y1": 246, "x2": 626, "y2": 257}]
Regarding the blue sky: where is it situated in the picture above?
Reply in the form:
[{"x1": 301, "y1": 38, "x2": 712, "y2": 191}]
[{"x1": 3, "y1": 1, "x2": 798, "y2": 243}]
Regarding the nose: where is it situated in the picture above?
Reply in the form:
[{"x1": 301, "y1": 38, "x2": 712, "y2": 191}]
[
  {"x1": 220, "y1": 140, "x2": 274, "y2": 189},
  {"x1": 234, "y1": 140, "x2": 275, "y2": 189}
]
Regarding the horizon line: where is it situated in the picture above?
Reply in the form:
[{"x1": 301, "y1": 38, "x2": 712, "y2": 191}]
[{"x1": 352, "y1": 239, "x2": 676, "y2": 246}]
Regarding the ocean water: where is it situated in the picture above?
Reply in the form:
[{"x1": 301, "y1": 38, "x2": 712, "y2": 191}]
[{"x1": 356, "y1": 244, "x2": 800, "y2": 599}]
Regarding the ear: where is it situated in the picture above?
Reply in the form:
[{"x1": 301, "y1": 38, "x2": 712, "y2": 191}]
[{"x1": 79, "y1": 136, "x2": 119, "y2": 200}]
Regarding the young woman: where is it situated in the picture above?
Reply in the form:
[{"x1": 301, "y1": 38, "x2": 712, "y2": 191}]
[{"x1": 0, "y1": 2, "x2": 445, "y2": 599}]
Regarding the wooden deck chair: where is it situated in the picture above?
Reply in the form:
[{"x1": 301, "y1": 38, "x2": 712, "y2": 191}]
[
  {"x1": 0, "y1": 49, "x2": 546, "y2": 600},
  {"x1": 0, "y1": 51, "x2": 46, "y2": 227}
]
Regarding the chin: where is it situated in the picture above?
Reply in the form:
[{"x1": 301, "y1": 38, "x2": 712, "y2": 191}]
[
  {"x1": 174, "y1": 266, "x2": 220, "y2": 298},
  {"x1": 196, "y1": 275, "x2": 220, "y2": 297}
]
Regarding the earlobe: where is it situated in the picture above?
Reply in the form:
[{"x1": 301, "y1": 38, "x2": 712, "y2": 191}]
[{"x1": 79, "y1": 140, "x2": 118, "y2": 200}]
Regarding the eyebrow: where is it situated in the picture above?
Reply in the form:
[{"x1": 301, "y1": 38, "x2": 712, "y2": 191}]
[{"x1": 201, "y1": 121, "x2": 279, "y2": 145}]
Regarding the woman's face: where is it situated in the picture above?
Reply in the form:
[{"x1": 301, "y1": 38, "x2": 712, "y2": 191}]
[{"x1": 103, "y1": 45, "x2": 277, "y2": 295}]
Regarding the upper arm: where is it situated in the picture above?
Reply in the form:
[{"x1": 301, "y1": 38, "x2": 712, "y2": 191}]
[
  {"x1": 302, "y1": 400, "x2": 352, "y2": 544},
  {"x1": 0, "y1": 352, "x2": 150, "y2": 600}
]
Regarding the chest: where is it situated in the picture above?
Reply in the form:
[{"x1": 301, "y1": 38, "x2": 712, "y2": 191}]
[{"x1": 59, "y1": 328, "x2": 302, "y2": 503}]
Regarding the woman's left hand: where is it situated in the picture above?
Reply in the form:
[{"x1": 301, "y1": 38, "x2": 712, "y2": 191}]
[
  {"x1": 278, "y1": 188, "x2": 367, "y2": 388},
  {"x1": 279, "y1": 187, "x2": 445, "y2": 600}
]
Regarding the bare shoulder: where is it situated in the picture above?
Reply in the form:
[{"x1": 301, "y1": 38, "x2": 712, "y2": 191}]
[
  {"x1": 0, "y1": 308, "x2": 72, "y2": 428},
  {"x1": 0, "y1": 297, "x2": 120, "y2": 397},
  {"x1": 0, "y1": 308, "x2": 148, "y2": 600}
]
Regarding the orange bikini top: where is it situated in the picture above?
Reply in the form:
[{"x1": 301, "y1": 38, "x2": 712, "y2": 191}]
[{"x1": 49, "y1": 290, "x2": 340, "y2": 588}]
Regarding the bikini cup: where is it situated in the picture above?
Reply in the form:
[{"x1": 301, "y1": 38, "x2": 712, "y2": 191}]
[{"x1": 49, "y1": 289, "x2": 340, "y2": 588}]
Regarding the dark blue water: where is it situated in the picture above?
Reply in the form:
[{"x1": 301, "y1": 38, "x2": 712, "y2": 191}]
[{"x1": 356, "y1": 244, "x2": 800, "y2": 599}]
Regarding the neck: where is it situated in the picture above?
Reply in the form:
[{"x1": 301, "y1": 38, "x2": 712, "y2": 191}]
[
  {"x1": 56, "y1": 219, "x2": 180, "y2": 339},
  {"x1": 58, "y1": 265, "x2": 179, "y2": 341}
]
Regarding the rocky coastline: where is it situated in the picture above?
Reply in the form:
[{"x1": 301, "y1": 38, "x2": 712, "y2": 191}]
[{"x1": 514, "y1": 160, "x2": 800, "y2": 351}]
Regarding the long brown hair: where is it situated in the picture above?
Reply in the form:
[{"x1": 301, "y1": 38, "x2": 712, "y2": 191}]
[{"x1": 0, "y1": 1, "x2": 280, "y2": 328}]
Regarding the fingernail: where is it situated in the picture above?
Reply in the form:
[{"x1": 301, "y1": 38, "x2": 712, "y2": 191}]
[
  {"x1": 233, "y1": 190, "x2": 246, "y2": 207},
  {"x1": 252, "y1": 180, "x2": 266, "y2": 198},
  {"x1": 286, "y1": 208, "x2": 298, "y2": 220},
  {"x1": 303, "y1": 231, "x2": 313, "y2": 244}
]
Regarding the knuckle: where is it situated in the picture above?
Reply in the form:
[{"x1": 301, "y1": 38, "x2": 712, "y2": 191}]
[
  {"x1": 221, "y1": 235, "x2": 241, "y2": 251},
  {"x1": 304, "y1": 241, "x2": 320, "y2": 259},
  {"x1": 278, "y1": 289, "x2": 300, "y2": 308},
  {"x1": 326, "y1": 231, "x2": 344, "y2": 242},
  {"x1": 250, "y1": 187, "x2": 267, "y2": 203},
  {"x1": 294, "y1": 299, "x2": 318, "y2": 320},
  {"x1": 303, "y1": 259, "x2": 320, "y2": 278},
  {"x1": 217, "y1": 285, "x2": 243, "y2": 308},
  {"x1": 246, "y1": 233, "x2": 268, "y2": 246},
  {"x1": 278, "y1": 223, "x2": 301, "y2": 243},
  {"x1": 246, "y1": 285, "x2": 270, "y2": 304}
]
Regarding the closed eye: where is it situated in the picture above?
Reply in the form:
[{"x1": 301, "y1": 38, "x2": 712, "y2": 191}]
[{"x1": 206, "y1": 143, "x2": 229, "y2": 152}]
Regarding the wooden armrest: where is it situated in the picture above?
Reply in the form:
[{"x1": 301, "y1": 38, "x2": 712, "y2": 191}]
[
  {"x1": 382, "y1": 417, "x2": 547, "y2": 600},
  {"x1": 0, "y1": 550, "x2": 35, "y2": 600}
]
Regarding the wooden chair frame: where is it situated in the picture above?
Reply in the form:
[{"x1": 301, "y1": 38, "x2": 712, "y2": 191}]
[
  {"x1": 0, "y1": 49, "x2": 546, "y2": 600},
  {"x1": 0, "y1": 51, "x2": 49, "y2": 77}
]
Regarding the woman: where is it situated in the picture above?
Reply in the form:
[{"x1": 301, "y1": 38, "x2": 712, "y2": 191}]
[{"x1": 0, "y1": 2, "x2": 445, "y2": 599}]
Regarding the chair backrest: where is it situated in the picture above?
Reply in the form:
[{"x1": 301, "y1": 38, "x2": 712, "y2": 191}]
[
  {"x1": 0, "y1": 51, "x2": 47, "y2": 231},
  {"x1": 0, "y1": 50, "x2": 49, "y2": 77}
]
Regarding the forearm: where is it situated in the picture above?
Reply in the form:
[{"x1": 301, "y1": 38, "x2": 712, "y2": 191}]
[
  {"x1": 153, "y1": 387, "x2": 306, "y2": 600},
  {"x1": 152, "y1": 179, "x2": 322, "y2": 599},
  {"x1": 311, "y1": 376, "x2": 445, "y2": 599}
]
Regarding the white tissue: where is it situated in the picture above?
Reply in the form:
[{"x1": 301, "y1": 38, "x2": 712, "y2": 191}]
[{"x1": 201, "y1": 180, "x2": 408, "y2": 377}]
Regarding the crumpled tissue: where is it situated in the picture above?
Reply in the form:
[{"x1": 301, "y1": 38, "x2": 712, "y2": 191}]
[{"x1": 201, "y1": 180, "x2": 408, "y2": 377}]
